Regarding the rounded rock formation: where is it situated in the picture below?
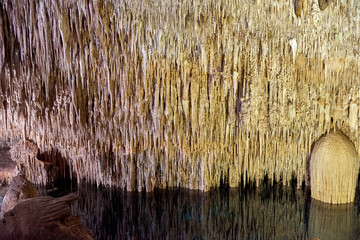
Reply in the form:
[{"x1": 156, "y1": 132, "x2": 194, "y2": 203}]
[
  {"x1": 318, "y1": 0, "x2": 329, "y2": 11},
  {"x1": 310, "y1": 131, "x2": 359, "y2": 204},
  {"x1": 0, "y1": 174, "x2": 38, "y2": 218},
  {"x1": 0, "y1": 193, "x2": 94, "y2": 240}
]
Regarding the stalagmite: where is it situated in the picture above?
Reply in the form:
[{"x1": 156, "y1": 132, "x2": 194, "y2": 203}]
[{"x1": 309, "y1": 132, "x2": 359, "y2": 204}]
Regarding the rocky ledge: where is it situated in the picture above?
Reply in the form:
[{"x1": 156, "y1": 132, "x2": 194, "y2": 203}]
[
  {"x1": 0, "y1": 175, "x2": 38, "y2": 219},
  {"x1": 0, "y1": 175, "x2": 94, "y2": 240}
]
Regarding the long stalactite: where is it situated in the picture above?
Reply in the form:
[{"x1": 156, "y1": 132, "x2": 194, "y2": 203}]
[{"x1": 0, "y1": 0, "x2": 359, "y2": 191}]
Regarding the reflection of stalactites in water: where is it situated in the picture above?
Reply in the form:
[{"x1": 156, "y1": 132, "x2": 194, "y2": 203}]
[
  {"x1": 308, "y1": 199, "x2": 359, "y2": 240},
  {"x1": 59, "y1": 180, "x2": 360, "y2": 239},
  {"x1": 71, "y1": 182, "x2": 311, "y2": 240},
  {"x1": 303, "y1": 186, "x2": 311, "y2": 233}
]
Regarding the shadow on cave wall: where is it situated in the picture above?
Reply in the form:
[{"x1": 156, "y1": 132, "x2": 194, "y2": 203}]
[
  {"x1": 36, "y1": 149, "x2": 77, "y2": 196},
  {"x1": 293, "y1": 0, "x2": 330, "y2": 17}
]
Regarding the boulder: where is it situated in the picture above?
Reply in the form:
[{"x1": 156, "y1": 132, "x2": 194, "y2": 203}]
[
  {"x1": 0, "y1": 175, "x2": 38, "y2": 219},
  {"x1": 0, "y1": 193, "x2": 94, "y2": 240}
]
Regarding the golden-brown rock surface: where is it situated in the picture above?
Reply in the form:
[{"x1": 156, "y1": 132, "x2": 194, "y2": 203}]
[
  {"x1": 309, "y1": 132, "x2": 359, "y2": 203},
  {"x1": 0, "y1": 0, "x2": 359, "y2": 191}
]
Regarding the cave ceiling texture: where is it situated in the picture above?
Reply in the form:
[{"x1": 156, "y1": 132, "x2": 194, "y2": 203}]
[{"x1": 0, "y1": 0, "x2": 359, "y2": 192}]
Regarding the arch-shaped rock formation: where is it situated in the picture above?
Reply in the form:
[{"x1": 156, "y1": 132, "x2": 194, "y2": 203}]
[{"x1": 310, "y1": 132, "x2": 359, "y2": 204}]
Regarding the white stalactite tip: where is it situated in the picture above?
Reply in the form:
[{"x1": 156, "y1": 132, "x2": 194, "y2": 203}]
[{"x1": 310, "y1": 131, "x2": 359, "y2": 204}]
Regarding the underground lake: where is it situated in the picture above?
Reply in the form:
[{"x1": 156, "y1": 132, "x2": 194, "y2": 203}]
[
  {"x1": 0, "y1": 176, "x2": 354, "y2": 240},
  {"x1": 1, "y1": 0, "x2": 360, "y2": 239}
]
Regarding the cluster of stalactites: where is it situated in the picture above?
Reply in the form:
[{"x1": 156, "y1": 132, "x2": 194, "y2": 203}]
[{"x1": 0, "y1": 0, "x2": 359, "y2": 191}]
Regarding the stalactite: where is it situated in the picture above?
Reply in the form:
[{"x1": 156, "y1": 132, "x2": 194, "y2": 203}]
[{"x1": 0, "y1": 0, "x2": 359, "y2": 192}]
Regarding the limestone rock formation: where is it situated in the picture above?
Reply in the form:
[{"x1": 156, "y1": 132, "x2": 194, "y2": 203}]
[
  {"x1": 9, "y1": 140, "x2": 47, "y2": 185},
  {"x1": 0, "y1": 186, "x2": 8, "y2": 209},
  {"x1": 0, "y1": 174, "x2": 38, "y2": 219},
  {"x1": 309, "y1": 132, "x2": 359, "y2": 204},
  {"x1": 0, "y1": 0, "x2": 360, "y2": 191},
  {"x1": 294, "y1": 0, "x2": 307, "y2": 17},
  {"x1": 10, "y1": 140, "x2": 70, "y2": 186},
  {"x1": 0, "y1": 147, "x2": 16, "y2": 187},
  {"x1": 318, "y1": 0, "x2": 330, "y2": 10},
  {"x1": 0, "y1": 193, "x2": 94, "y2": 240}
]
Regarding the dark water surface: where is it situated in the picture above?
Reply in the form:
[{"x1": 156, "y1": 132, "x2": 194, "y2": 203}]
[{"x1": 39, "y1": 180, "x2": 360, "y2": 240}]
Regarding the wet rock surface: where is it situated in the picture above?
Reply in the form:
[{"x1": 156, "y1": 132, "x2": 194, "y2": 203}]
[
  {"x1": 0, "y1": 175, "x2": 38, "y2": 219},
  {"x1": 0, "y1": 193, "x2": 94, "y2": 240}
]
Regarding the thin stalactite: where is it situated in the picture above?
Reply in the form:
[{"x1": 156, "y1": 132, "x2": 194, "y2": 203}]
[{"x1": 0, "y1": 0, "x2": 359, "y2": 193}]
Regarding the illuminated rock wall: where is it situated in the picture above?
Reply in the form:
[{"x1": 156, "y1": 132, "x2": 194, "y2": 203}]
[
  {"x1": 310, "y1": 132, "x2": 359, "y2": 203},
  {"x1": 0, "y1": 0, "x2": 359, "y2": 191}
]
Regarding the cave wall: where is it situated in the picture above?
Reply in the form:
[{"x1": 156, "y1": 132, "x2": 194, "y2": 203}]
[{"x1": 0, "y1": 0, "x2": 359, "y2": 191}]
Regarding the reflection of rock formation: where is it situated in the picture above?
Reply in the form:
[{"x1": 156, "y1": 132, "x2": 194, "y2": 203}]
[
  {"x1": 308, "y1": 199, "x2": 359, "y2": 240},
  {"x1": 0, "y1": 193, "x2": 94, "y2": 240},
  {"x1": 1, "y1": 0, "x2": 360, "y2": 191},
  {"x1": 71, "y1": 182, "x2": 360, "y2": 239},
  {"x1": 72, "y1": 182, "x2": 308, "y2": 239}
]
